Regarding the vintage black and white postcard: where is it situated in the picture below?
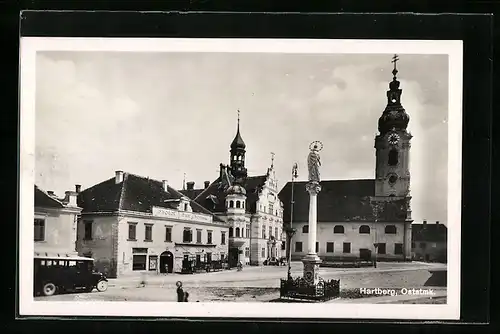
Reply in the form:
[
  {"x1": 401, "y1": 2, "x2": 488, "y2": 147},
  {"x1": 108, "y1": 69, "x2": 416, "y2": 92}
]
[{"x1": 19, "y1": 37, "x2": 462, "y2": 319}]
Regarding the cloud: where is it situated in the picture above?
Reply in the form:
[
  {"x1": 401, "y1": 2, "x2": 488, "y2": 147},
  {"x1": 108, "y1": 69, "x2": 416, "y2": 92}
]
[
  {"x1": 35, "y1": 55, "x2": 142, "y2": 192},
  {"x1": 34, "y1": 52, "x2": 449, "y2": 223}
]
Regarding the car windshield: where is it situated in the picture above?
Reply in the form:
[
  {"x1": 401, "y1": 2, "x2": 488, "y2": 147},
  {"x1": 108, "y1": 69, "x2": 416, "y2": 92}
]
[{"x1": 76, "y1": 260, "x2": 93, "y2": 271}]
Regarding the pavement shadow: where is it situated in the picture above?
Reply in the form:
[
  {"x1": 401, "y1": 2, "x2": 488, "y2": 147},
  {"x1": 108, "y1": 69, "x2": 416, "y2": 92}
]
[{"x1": 424, "y1": 270, "x2": 447, "y2": 287}]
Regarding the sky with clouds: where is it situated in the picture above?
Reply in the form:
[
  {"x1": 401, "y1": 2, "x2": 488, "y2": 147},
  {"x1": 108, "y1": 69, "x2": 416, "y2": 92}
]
[{"x1": 35, "y1": 51, "x2": 449, "y2": 224}]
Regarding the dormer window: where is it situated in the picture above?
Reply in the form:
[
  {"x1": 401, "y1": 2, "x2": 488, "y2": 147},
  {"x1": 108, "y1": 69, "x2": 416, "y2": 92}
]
[{"x1": 179, "y1": 198, "x2": 192, "y2": 212}]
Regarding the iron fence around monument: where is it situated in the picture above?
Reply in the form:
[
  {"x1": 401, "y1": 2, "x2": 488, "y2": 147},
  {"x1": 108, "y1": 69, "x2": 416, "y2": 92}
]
[{"x1": 280, "y1": 276, "x2": 340, "y2": 301}]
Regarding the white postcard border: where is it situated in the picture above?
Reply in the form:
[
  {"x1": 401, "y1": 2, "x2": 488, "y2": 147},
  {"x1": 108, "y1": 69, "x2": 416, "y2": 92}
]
[{"x1": 19, "y1": 38, "x2": 462, "y2": 319}]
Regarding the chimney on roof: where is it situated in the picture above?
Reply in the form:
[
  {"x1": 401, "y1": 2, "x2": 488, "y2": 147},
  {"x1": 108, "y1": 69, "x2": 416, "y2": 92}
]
[
  {"x1": 219, "y1": 164, "x2": 224, "y2": 178},
  {"x1": 115, "y1": 171, "x2": 124, "y2": 184},
  {"x1": 47, "y1": 191, "x2": 55, "y2": 196},
  {"x1": 186, "y1": 181, "x2": 195, "y2": 190},
  {"x1": 64, "y1": 191, "x2": 78, "y2": 207},
  {"x1": 75, "y1": 184, "x2": 81, "y2": 193},
  {"x1": 436, "y1": 221, "x2": 439, "y2": 225},
  {"x1": 162, "y1": 180, "x2": 169, "y2": 192},
  {"x1": 204, "y1": 181, "x2": 210, "y2": 189},
  {"x1": 423, "y1": 220, "x2": 427, "y2": 226}
]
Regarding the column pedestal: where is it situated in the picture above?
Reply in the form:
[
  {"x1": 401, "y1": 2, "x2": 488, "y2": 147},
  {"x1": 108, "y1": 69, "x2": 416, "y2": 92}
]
[{"x1": 302, "y1": 181, "x2": 322, "y2": 286}]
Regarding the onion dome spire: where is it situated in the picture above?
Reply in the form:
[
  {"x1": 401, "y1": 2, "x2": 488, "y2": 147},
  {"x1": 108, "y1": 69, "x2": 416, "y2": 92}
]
[
  {"x1": 231, "y1": 109, "x2": 246, "y2": 149},
  {"x1": 230, "y1": 109, "x2": 247, "y2": 182},
  {"x1": 378, "y1": 54, "x2": 410, "y2": 135}
]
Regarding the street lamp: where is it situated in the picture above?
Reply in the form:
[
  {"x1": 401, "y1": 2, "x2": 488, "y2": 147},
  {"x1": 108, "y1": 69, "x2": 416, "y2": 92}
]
[
  {"x1": 372, "y1": 203, "x2": 380, "y2": 268},
  {"x1": 285, "y1": 163, "x2": 299, "y2": 280}
]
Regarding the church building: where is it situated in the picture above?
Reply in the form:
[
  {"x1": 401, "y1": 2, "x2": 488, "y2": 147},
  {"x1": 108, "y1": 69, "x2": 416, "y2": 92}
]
[
  {"x1": 279, "y1": 56, "x2": 413, "y2": 262},
  {"x1": 181, "y1": 113, "x2": 285, "y2": 267}
]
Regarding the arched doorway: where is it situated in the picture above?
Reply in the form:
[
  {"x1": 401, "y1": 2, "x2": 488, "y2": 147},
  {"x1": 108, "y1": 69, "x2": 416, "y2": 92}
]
[{"x1": 159, "y1": 251, "x2": 174, "y2": 273}]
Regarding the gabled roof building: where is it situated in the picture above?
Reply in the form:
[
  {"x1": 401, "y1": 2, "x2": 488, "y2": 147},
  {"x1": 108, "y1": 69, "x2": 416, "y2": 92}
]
[
  {"x1": 34, "y1": 185, "x2": 82, "y2": 257},
  {"x1": 76, "y1": 171, "x2": 229, "y2": 278},
  {"x1": 411, "y1": 220, "x2": 447, "y2": 262}
]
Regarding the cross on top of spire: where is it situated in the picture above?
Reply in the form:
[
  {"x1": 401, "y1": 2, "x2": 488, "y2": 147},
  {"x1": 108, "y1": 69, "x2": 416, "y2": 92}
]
[
  {"x1": 391, "y1": 54, "x2": 399, "y2": 78},
  {"x1": 237, "y1": 109, "x2": 240, "y2": 129},
  {"x1": 270, "y1": 152, "x2": 275, "y2": 168}
]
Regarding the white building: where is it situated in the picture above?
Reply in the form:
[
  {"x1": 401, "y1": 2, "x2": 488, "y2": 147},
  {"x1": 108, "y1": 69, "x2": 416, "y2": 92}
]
[
  {"x1": 34, "y1": 185, "x2": 82, "y2": 257},
  {"x1": 76, "y1": 171, "x2": 229, "y2": 278},
  {"x1": 181, "y1": 118, "x2": 285, "y2": 267}
]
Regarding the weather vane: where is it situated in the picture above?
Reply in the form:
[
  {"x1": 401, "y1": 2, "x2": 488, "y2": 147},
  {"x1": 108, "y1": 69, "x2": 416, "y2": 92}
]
[
  {"x1": 270, "y1": 152, "x2": 275, "y2": 168},
  {"x1": 391, "y1": 54, "x2": 399, "y2": 77}
]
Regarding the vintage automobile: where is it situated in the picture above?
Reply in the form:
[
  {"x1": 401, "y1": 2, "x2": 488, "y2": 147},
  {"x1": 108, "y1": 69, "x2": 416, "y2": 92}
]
[{"x1": 33, "y1": 254, "x2": 109, "y2": 296}]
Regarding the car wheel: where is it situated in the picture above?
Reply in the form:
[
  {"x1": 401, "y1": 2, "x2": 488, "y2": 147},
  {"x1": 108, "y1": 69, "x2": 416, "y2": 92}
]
[
  {"x1": 42, "y1": 282, "x2": 57, "y2": 296},
  {"x1": 96, "y1": 280, "x2": 108, "y2": 292}
]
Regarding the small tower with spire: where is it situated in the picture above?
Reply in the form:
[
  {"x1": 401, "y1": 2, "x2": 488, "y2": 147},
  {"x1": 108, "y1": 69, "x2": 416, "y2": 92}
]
[
  {"x1": 374, "y1": 54, "x2": 412, "y2": 198},
  {"x1": 230, "y1": 110, "x2": 248, "y2": 183}
]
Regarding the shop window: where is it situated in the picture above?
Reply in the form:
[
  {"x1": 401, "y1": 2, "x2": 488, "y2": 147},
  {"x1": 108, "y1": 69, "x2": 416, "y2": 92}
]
[{"x1": 132, "y1": 255, "x2": 146, "y2": 271}]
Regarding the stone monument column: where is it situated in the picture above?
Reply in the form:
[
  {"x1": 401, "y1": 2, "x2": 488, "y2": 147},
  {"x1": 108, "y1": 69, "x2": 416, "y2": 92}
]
[
  {"x1": 306, "y1": 182, "x2": 321, "y2": 255},
  {"x1": 302, "y1": 141, "x2": 323, "y2": 286}
]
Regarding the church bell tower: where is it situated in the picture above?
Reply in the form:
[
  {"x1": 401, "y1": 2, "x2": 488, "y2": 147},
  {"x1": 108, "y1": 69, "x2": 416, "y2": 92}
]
[
  {"x1": 374, "y1": 55, "x2": 412, "y2": 198},
  {"x1": 230, "y1": 110, "x2": 248, "y2": 183}
]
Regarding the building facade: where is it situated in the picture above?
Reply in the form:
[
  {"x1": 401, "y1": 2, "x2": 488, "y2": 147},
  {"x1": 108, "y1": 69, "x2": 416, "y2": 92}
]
[
  {"x1": 180, "y1": 116, "x2": 285, "y2": 267},
  {"x1": 411, "y1": 220, "x2": 447, "y2": 262},
  {"x1": 34, "y1": 185, "x2": 82, "y2": 257},
  {"x1": 279, "y1": 58, "x2": 413, "y2": 262},
  {"x1": 76, "y1": 171, "x2": 229, "y2": 277}
]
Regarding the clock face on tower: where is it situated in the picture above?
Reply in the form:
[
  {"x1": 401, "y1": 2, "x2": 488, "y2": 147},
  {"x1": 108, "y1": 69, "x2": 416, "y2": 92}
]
[
  {"x1": 388, "y1": 133, "x2": 400, "y2": 145},
  {"x1": 388, "y1": 173, "x2": 398, "y2": 185}
]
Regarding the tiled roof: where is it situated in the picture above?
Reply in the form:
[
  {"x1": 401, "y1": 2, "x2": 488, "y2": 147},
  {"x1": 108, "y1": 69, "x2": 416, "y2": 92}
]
[
  {"x1": 77, "y1": 177, "x2": 124, "y2": 213},
  {"x1": 35, "y1": 185, "x2": 64, "y2": 208},
  {"x1": 278, "y1": 179, "x2": 409, "y2": 223},
  {"x1": 412, "y1": 223, "x2": 447, "y2": 242},
  {"x1": 78, "y1": 173, "x2": 225, "y2": 222},
  {"x1": 179, "y1": 188, "x2": 205, "y2": 200},
  {"x1": 193, "y1": 174, "x2": 268, "y2": 214}
]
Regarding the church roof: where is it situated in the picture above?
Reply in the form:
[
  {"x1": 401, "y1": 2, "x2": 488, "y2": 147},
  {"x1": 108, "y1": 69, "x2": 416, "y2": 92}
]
[
  {"x1": 77, "y1": 173, "x2": 225, "y2": 222},
  {"x1": 35, "y1": 185, "x2": 65, "y2": 208},
  {"x1": 193, "y1": 174, "x2": 268, "y2": 214},
  {"x1": 412, "y1": 223, "x2": 447, "y2": 242},
  {"x1": 278, "y1": 179, "x2": 409, "y2": 223}
]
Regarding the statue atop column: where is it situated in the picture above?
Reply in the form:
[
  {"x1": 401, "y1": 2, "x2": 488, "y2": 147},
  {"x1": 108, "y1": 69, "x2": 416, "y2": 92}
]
[{"x1": 307, "y1": 141, "x2": 323, "y2": 183}]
